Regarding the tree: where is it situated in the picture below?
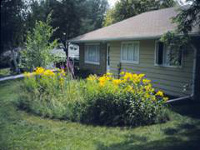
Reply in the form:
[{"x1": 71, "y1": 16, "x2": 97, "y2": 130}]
[
  {"x1": 20, "y1": 15, "x2": 58, "y2": 71},
  {"x1": 26, "y1": 0, "x2": 108, "y2": 40},
  {"x1": 161, "y1": 0, "x2": 200, "y2": 100},
  {"x1": 0, "y1": 0, "x2": 26, "y2": 54},
  {"x1": 104, "y1": 0, "x2": 176, "y2": 26}
]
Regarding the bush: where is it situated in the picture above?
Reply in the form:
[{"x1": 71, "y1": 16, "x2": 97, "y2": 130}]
[
  {"x1": 81, "y1": 72, "x2": 169, "y2": 126},
  {"x1": 18, "y1": 67, "x2": 84, "y2": 120},
  {"x1": 18, "y1": 70, "x2": 169, "y2": 126}
]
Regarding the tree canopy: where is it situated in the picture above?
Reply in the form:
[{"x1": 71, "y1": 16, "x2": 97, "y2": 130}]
[
  {"x1": 25, "y1": 0, "x2": 108, "y2": 40},
  {"x1": 20, "y1": 15, "x2": 58, "y2": 70},
  {"x1": 1, "y1": 0, "x2": 108, "y2": 54},
  {"x1": 0, "y1": 0, "x2": 26, "y2": 54}
]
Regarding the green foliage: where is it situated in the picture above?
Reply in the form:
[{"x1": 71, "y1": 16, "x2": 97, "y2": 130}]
[
  {"x1": 160, "y1": 0, "x2": 200, "y2": 65},
  {"x1": 81, "y1": 73, "x2": 168, "y2": 126},
  {"x1": 18, "y1": 67, "x2": 84, "y2": 120},
  {"x1": 104, "y1": 0, "x2": 175, "y2": 26},
  {"x1": 20, "y1": 15, "x2": 58, "y2": 70},
  {"x1": 27, "y1": 0, "x2": 108, "y2": 40},
  {"x1": 0, "y1": 0, "x2": 26, "y2": 54},
  {"x1": 19, "y1": 71, "x2": 168, "y2": 126},
  {"x1": 0, "y1": 68, "x2": 10, "y2": 78},
  {"x1": 161, "y1": 0, "x2": 200, "y2": 48}
]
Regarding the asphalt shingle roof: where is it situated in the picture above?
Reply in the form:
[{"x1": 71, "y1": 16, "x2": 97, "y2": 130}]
[{"x1": 69, "y1": 7, "x2": 199, "y2": 42}]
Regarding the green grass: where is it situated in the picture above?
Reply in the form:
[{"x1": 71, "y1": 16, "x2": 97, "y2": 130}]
[
  {"x1": 0, "y1": 68, "x2": 11, "y2": 78},
  {"x1": 0, "y1": 80, "x2": 200, "y2": 150}
]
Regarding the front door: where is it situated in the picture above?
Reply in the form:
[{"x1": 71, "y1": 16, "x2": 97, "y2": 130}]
[{"x1": 107, "y1": 44, "x2": 110, "y2": 72}]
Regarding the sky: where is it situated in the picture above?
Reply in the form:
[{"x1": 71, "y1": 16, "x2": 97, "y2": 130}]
[
  {"x1": 108, "y1": 0, "x2": 191, "y2": 8},
  {"x1": 108, "y1": 0, "x2": 119, "y2": 8}
]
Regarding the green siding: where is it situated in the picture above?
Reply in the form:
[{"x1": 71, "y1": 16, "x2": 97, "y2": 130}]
[
  {"x1": 108, "y1": 40, "x2": 194, "y2": 97},
  {"x1": 79, "y1": 43, "x2": 106, "y2": 75}
]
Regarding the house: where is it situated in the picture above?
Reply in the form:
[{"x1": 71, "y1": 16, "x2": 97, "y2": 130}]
[{"x1": 69, "y1": 7, "x2": 200, "y2": 97}]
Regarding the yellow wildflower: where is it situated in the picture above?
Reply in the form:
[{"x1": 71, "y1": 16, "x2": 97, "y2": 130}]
[
  {"x1": 98, "y1": 76, "x2": 107, "y2": 87},
  {"x1": 144, "y1": 85, "x2": 152, "y2": 91},
  {"x1": 43, "y1": 70, "x2": 55, "y2": 76},
  {"x1": 142, "y1": 79, "x2": 151, "y2": 84},
  {"x1": 139, "y1": 74, "x2": 145, "y2": 78},
  {"x1": 120, "y1": 71, "x2": 125, "y2": 75},
  {"x1": 123, "y1": 72, "x2": 132, "y2": 81},
  {"x1": 35, "y1": 67, "x2": 45, "y2": 75},
  {"x1": 156, "y1": 90, "x2": 164, "y2": 97},
  {"x1": 112, "y1": 79, "x2": 122, "y2": 85}
]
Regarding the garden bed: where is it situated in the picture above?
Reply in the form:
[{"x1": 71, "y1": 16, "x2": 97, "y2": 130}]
[{"x1": 18, "y1": 68, "x2": 169, "y2": 127}]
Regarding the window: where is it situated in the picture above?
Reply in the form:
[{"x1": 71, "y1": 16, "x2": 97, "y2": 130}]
[
  {"x1": 85, "y1": 44, "x2": 100, "y2": 64},
  {"x1": 155, "y1": 41, "x2": 182, "y2": 67},
  {"x1": 121, "y1": 42, "x2": 139, "y2": 63}
]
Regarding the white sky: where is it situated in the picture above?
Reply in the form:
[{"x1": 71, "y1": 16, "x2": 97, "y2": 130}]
[
  {"x1": 108, "y1": 0, "x2": 119, "y2": 8},
  {"x1": 108, "y1": 0, "x2": 190, "y2": 8}
]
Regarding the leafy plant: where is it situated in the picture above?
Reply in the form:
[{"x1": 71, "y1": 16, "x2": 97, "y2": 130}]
[
  {"x1": 20, "y1": 14, "x2": 58, "y2": 71},
  {"x1": 18, "y1": 71, "x2": 169, "y2": 126},
  {"x1": 18, "y1": 67, "x2": 84, "y2": 120},
  {"x1": 81, "y1": 72, "x2": 169, "y2": 126}
]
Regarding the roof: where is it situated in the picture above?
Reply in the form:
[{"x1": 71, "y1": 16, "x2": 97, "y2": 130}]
[{"x1": 69, "y1": 7, "x2": 199, "y2": 43}]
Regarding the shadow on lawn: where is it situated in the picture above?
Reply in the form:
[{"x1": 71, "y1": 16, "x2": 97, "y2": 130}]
[
  {"x1": 96, "y1": 102, "x2": 200, "y2": 150},
  {"x1": 96, "y1": 122, "x2": 200, "y2": 150},
  {"x1": 170, "y1": 100, "x2": 200, "y2": 119}
]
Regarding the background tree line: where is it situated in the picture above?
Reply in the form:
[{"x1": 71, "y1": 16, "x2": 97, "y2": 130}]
[
  {"x1": 0, "y1": 0, "x2": 108, "y2": 55},
  {"x1": 1, "y1": 0, "x2": 178, "y2": 55}
]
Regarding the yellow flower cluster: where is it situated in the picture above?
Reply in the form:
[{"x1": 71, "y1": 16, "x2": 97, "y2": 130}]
[
  {"x1": 23, "y1": 67, "x2": 68, "y2": 78},
  {"x1": 43, "y1": 69, "x2": 55, "y2": 76},
  {"x1": 155, "y1": 91, "x2": 164, "y2": 97},
  {"x1": 35, "y1": 67, "x2": 45, "y2": 75},
  {"x1": 86, "y1": 71, "x2": 169, "y2": 102}
]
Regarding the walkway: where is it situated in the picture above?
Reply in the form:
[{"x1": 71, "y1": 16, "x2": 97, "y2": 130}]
[{"x1": 0, "y1": 74, "x2": 24, "y2": 82}]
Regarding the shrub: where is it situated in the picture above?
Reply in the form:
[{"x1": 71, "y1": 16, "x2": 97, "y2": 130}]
[
  {"x1": 81, "y1": 72, "x2": 169, "y2": 126},
  {"x1": 18, "y1": 67, "x2": 84, "y2": 120},
  {"x1": 18, "y1": 70, "x2": 169, "y2": 126}
]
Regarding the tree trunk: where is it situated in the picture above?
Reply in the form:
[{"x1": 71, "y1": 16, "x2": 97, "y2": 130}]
[{"x1": 11, "y1": 48, "x2": 19, "y2": 73}]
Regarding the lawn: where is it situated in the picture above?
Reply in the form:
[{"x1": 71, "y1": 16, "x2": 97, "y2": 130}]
[
  {"x1": 0, "y1": 68, "x2": 11, "y2": 78},
  {"x1": 0, "y1": 80, "x2": 200, "y2": 150}
]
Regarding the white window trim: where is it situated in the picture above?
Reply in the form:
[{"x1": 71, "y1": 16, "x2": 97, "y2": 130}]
[
  {"x1": 84, "y1": 43, "x2": 100, "y2": 65},
  {"x1": 120, "y1": 41, "x2": 140, "y2": 64},
  {"x1": 85, "y1": 61, "x2": 100, "y2": 65},
  {"x1": 154, "y1": 40, "x2": 183, "y2": 68}
]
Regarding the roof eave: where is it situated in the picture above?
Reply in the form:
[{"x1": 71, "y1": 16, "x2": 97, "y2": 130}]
[
  {"x1": 68, "y1": 35, "x2": 161, "y2": 43},
  {"x1": 68, "y1": 32, "x2": 200, "y2": 43}
]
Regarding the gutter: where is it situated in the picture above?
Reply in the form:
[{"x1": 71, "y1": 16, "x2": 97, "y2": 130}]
[
  {"x1": 68, "y1": 33, "x2": 200, "y2": 43},
  {"x1": 166, "y1": 95, "x2": 192, "y2": 104}
]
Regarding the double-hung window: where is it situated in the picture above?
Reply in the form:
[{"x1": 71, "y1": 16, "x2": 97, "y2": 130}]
[
  {"x1": 121, "y1": 42, "x2": 139, "y2": 64},
  {"x1": 155, "y1": 41, "x2": 182, "y2": 67},
  {"x1": 85, "y1": 44, "x2": 100, "y2": 65}
]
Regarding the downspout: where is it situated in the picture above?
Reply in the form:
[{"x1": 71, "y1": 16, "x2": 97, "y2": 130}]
[{"x1": 191, "y1": 44, "x2": 197, "y2": 99}]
